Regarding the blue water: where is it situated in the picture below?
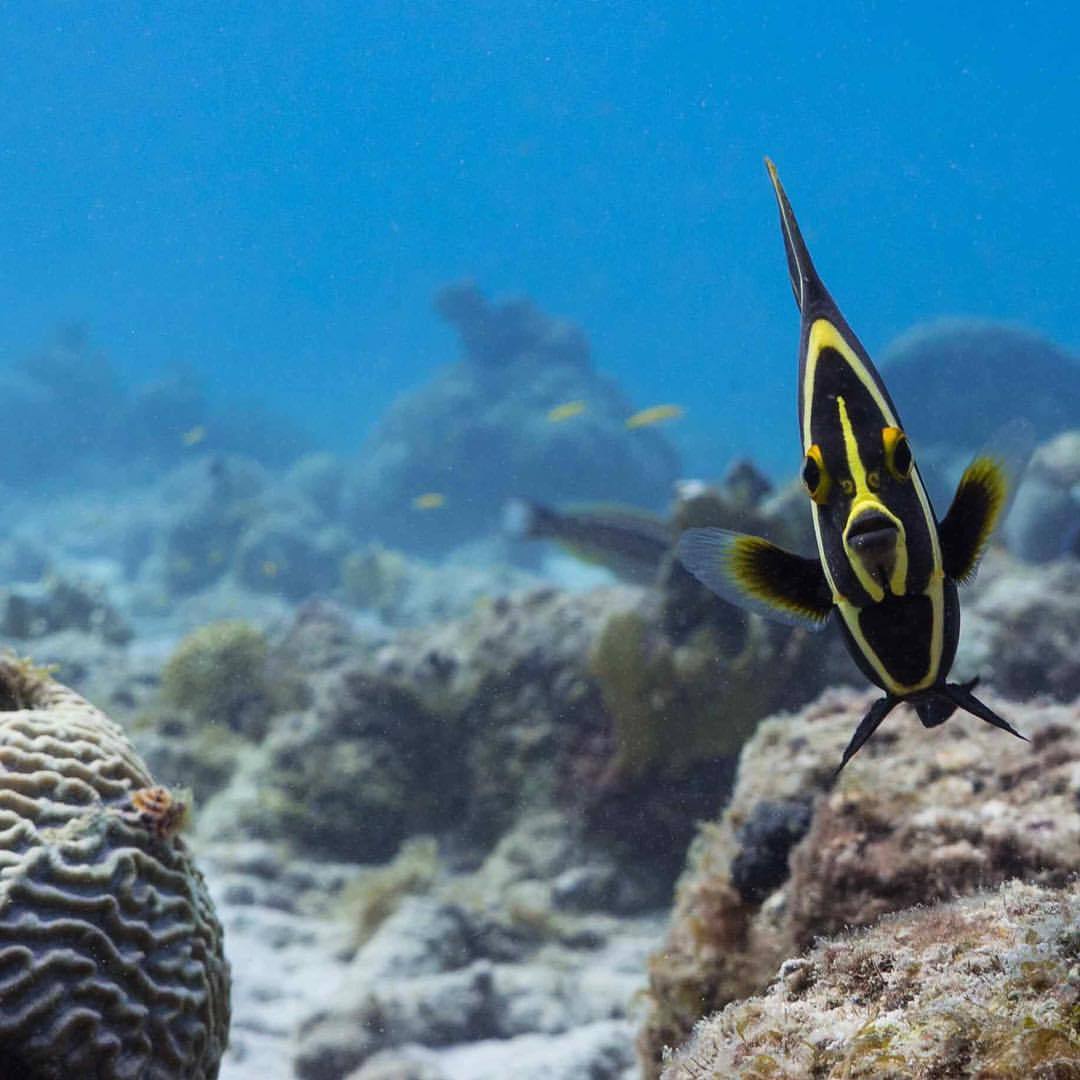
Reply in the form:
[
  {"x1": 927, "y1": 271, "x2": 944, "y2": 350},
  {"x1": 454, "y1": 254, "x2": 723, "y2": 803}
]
[{"x1": 0, "y1": 3, "x2": 1077, "y2": 479}]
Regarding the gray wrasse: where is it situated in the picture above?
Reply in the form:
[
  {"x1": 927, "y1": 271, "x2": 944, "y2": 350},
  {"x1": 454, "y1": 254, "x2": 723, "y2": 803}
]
[
  {"x1": 678, "y1": 160, "x2": 1034, "y2": 772},
  {"x1": 503, "y1": 499, "x2": 672, "y2": 585}
]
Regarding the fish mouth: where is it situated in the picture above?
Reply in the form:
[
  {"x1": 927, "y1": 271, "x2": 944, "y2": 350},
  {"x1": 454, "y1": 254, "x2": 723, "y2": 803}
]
[
  {"x1": 844, "y1": 506, "x2": 904, "y2": 593},
  {"x1": 845, "y1": 509, "x2": 899, "y2": 558}
]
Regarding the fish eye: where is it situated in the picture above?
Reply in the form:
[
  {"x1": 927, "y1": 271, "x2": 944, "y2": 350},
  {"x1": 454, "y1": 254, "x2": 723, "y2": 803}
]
[
  {"x1": 840, "y1": 477, "x2": 855, "y2": 496},
  {"x1": 801, "y1": 444, "x2": 831, "y2": 504},
  {"x1": 867, "y1": 469, "x2": 881, "y2": 491},
  {"x1": 882, "y1": 426, "x2": 913, "y2": 481}
]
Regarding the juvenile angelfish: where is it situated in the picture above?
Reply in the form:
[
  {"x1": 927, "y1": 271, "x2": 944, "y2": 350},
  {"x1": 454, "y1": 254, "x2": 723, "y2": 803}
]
[{"x1": 678, "y1": 160, "x2": 1033, "y2": 772}]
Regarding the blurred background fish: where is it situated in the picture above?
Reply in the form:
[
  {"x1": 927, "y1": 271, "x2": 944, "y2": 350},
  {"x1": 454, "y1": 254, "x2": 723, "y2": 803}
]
[
  {"x1": 626, "y1": 404, "x2": 685, "y2": 430},
  {"x1": 412, "y1": 493, "x2": 446, "y2": 511},
  {"x1": 547, "y1": 400, "x2": 588, "y2": 423},
  {"x1": 503, "y1": 498, "x2": 672, "y2": 584}
]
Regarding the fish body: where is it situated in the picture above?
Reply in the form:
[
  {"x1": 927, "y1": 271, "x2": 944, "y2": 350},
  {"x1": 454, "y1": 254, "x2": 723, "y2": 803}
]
[
  {"x1": 678, "y1": 160, "x2": 1033, "y2": 770},
  {"x1": 504, "y1": 499, "x2": 672, "y2": 584},
  {"x1": 412, "y1": 492, "x2": 446, "y2": 511},
  {"x1": 547, "y1": 400, "x2": 588, "y2": 423},
  {"x1": 626, "y1": 404, "x2": 684, "y2": 429}
]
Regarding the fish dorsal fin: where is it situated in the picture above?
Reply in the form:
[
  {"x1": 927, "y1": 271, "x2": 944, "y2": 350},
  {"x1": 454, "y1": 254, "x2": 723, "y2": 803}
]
[
  {"x1": 765, "y1": 158, "x2": 829, "y2": 314},
  {"x1": 939, "y1": 418, "x2": 1036, "y2": 583},
  {"x1": 677, "y1": 526, "x2": 833, "y2": 629}
]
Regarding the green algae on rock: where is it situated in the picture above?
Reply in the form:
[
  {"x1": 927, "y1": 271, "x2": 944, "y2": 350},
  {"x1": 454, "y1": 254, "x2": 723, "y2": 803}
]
[
  {"x1": 663, "y1": 878, "x2": 1080, "y2": 1079},
  {"x1": 161, "y1": 619, "x2": 294, "y2": 738},
  {"x1": 0, "y1": 654, "x2": 229, "y2": 1079}
]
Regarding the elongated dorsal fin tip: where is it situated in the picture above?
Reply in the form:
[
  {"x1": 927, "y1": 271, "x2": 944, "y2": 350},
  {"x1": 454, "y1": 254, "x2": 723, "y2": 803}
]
[{"x1": 764, "y1": 158, "x2": 823, "y2": 315}]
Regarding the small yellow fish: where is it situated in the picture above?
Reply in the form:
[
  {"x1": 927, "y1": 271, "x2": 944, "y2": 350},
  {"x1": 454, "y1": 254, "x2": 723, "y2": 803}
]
[
  {"x1": 547, "y1": 400, "x2": 587, "y2": 423},
  {"x1": 413, "y1": 493, "x2": 446, "y2": 511},
  {"x1": 182, "y1": 425, "x2": 207, "y2": 447},
  {"x1": 261, "y1": 560, "x2": 279, "y2": 578},
  {"x1": 625, "y1": 404, "x2": 685, "y2": 429}
]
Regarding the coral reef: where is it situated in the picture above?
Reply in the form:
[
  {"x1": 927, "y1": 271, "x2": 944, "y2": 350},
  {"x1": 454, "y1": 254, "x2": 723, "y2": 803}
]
[
  {"x1": 160, "y1": 620, "x2": 282, "y2": 738},
  {"x1": 286, "y1": 452, "x2": 347, "y2": 520},
  {"x1": 233, "y1": 513, "x2": 349, "y2": 600},
  {"x1": 340, "y1": 835, "x2": 440, "y2": 947},
  {"x1": 340, "y1": 282, "x2": 681, "y2": 553},
  {"x1": 152, "y1": 456, "x2": 270, "y2": 595},
  {"x1": 664, "y1": 878, "x2": 1080, "y2": 1078},
  {"x1": 0, "y1": 654, "x2": 229, "y2": 1078},
  {"x1": 881, "y1": 318, "x2": 1080, "y2": 454},
  {"x1": 0, "y1": 326, "x2": 311, "y2": 486},
  {"x1": 341, "y1": 543, "x2": 410, "y2": 617},
  {"x1": 1005, "y1": 428, "x2": 1080, "y2": 563},
  {"x1": 588, "y1": 608, "x2": 821, "y2": 779},
  {"x1": 957, "y1": 549, "x2": 1080, "y2": 701},
  {"x1": 291, "y1": 812, "x2": 661, "y2": 1080},
  {"x1": 637, "y1": 687, "x2": 1080, "y2": 1076},
  {"x1": 201, "y1": 656, "x2": 466, "y2": 862},
  {"x1": 0, "y1": 575, "x2": 132, "y2": 645}
]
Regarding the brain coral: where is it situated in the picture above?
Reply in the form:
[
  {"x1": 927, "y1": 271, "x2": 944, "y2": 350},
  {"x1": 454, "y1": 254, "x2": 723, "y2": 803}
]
[{"x1": 0, "y1": 656, "x2": 229, "y2": 1079}]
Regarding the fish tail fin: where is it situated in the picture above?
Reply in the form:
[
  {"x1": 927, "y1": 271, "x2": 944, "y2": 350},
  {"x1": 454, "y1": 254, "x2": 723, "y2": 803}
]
[
  {"x1": 916, "y1": 677, "x2": 979, "y2": 728},
  {"x1": 946, "y1": 680, "x2": 1028, "y2": 742},
  {"x1": 835, "y1": 695, "x2": 900, "y2": 775},
  {"x1": 503, "y1": 499, "x2": 558, "y2": 540}
]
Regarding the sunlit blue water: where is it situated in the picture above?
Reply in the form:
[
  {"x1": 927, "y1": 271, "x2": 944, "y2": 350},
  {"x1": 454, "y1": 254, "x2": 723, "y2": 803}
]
[{"x1": 0, "y1": 3, "x2": 1076, "y2": 480}]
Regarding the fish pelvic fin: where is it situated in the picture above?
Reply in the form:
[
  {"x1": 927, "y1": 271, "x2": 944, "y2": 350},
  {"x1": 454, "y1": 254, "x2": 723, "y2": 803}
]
[
  {"x1": 835, "y1": 695, "x2": 900, "y2": 775},
  {"x1": 940, "y1": 418, "x2": 1036, "y2": 583},
  {"x1": 765, "y1": 158, "x2": 828, "y2": 314},
  {"x1": 677, "y1": 527, "x2": 833, "y2": 629}
]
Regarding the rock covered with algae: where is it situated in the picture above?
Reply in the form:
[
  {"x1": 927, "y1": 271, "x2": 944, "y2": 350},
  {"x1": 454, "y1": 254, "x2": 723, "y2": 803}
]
[
  {"x1": 0, "y1": 655, "x2": 229, "y2": 1079},
  {"x1": 663, "y1": 877, "x2": 1080, "y2": 1078},
  {"x1": 637, "y1": 686, "x2": 1080, "y2": 1076}
]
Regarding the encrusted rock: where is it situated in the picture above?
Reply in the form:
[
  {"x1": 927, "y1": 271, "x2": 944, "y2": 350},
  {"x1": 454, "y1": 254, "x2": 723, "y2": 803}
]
[
  {"x1": 637, "y1": 686, "x2": 1080, "y2": 1076},
  {"x1": 1006, "y1": 429, "x2": 1080, "y2": 562},
  {"x1": 663, "y1": 878, "x2": 1080, "y2": 1078},
  {"x1": 0, "y1": 655, "x2": 229, "y2": 1079},
  {"x1": 958, "y1": 550, "x2": 1080, "y2": 701}
]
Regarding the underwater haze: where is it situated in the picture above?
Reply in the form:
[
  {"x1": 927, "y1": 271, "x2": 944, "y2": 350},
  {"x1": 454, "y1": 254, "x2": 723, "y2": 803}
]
[
  {"x1": 0, "y1": 6, "x2": 1079, "y2": 1080},
  {"x1": 1, "y1": 3, "x2": 1077, "y2": 481}
]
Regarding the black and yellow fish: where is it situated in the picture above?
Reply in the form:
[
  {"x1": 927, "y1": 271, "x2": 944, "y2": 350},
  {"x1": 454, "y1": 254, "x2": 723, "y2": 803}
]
[{"x1": 678, "y1": 160, "x2": 1033, "y2": 771}]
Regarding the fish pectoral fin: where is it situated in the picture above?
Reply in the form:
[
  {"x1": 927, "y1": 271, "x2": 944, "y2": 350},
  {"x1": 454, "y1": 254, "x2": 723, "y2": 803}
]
[
  {"x1": 676, "y1": 527, "x2": 833, "y2": 629},
  {"x1": 946, "y1": 681, "x2": 1028, "y2": 742},
  {"x1": 939, "y1": 419, "x2": 1036, "y2": 583},
  {"x1": 835, "y1": 695, "x2": 900, "y2": 774}
]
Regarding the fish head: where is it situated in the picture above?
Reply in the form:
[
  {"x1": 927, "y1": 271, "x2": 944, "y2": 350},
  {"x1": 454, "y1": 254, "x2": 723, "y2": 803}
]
[{"x1": 767, "y1": 159, "x2": 942, "y2": 608}]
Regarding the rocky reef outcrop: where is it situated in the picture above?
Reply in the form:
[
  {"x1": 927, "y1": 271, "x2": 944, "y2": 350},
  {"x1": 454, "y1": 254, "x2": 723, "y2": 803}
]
[
  {"x1": 663, "y1": 877, "x2": 1080, "y2": 1078},
  {"x1": 637, "y1": 686, "x2": 1080, "y2": 1076},
  {"x1": 0, "y1": 326, "x2": 310, "y2": 487},
  {"x1": 0, "y1": 655, "x2": 229, "y2": 1079},
  {"x1": 341, "y1": 282, "x2": 682, "y2": 553},
  {"x1": 882, "y1": 319, "x2": 1080, "y2": 455},
  {"x1": 1005, "y1": 428, "x2": 1080, "y2": 563}
]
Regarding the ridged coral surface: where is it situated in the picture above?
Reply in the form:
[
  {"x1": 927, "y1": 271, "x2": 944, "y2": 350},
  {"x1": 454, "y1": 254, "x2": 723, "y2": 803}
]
[{"x1": 0, "y1": 658, "x2": 229, "y2": 1079}]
